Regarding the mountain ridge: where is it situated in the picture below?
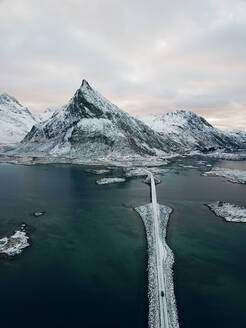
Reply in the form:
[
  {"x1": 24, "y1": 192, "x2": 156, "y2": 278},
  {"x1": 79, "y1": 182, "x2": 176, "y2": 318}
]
[
  {"x1": 19, "y1": 80, "x2": 178, "y2": 157},
  {"x1": 2, "y1": 81, "x2": 246, "y2": 157},
  {"x1": 138, "y1": 110, "x2": 246, "y2": 152}
]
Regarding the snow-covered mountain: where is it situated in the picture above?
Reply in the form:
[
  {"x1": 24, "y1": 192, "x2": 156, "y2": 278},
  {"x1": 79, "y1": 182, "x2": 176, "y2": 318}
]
[
  {"x1": 0, "y1": 93, "x2": 36, "y2": 144},
  {"x1": 35, "y1": 107, "x2": 57, "y2": 122},
  {"x1": 139, "y1": 110, "x2": 246, "y2": 152},
  {"x1": 9, "y1": 82, "x2": 246, "y2": 158},
  {"x1": 18, "y1": 80, "x2": 179, "y2": 157},
  {"x1": 226, "y1": 129, "x2": 246, "y2": 147}
]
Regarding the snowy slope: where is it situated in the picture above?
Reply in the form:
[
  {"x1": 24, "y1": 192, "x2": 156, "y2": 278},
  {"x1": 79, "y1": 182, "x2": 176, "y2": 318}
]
[
  {"x1": 18, "y1": 80, "x2": 178, "y2": 157},
  {"x1": 139, "y1": 110, "x2": 246, "y2": 152},
  {"x1": 0, "y1": 93, "x2": 36, "y2": 144}
]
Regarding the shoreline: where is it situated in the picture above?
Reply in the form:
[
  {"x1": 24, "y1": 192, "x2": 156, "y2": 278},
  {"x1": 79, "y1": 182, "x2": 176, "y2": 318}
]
[{"x1": 0, "y1": 149, "x2": 246, "y2": 169}]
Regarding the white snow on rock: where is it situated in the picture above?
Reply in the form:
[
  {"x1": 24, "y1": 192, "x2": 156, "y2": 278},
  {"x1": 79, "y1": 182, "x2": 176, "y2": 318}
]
[
  {"x1": 206, "y1": 202, "x2": 246, "y2": 223},
  {"x1": 0, "y1": 93, "x2": 36, "y2": 144},
  {"x1": 203, "y1": 168, "x2": 246, "y2": 184},
  {"x1": 0, "y1": 224, "x2": 30, "y2": 257},
  {"x1": 96, "y1": 177, "x2": 126, "y2": 184}
]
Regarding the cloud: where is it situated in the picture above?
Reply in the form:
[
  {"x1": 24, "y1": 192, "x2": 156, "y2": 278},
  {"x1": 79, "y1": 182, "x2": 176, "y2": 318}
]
[{"x1": 0, "y1": 0, "x2": 245, "y2": 130}]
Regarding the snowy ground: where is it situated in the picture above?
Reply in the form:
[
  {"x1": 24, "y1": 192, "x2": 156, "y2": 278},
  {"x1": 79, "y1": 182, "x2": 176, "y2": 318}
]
[
  {"x1": 203, "y1": 168, "x2": 246, "y2": 184},
  {"x1": 0, "y1": 224, "x2": 30, "y2": 257},
  {"x1": 96, "y1": 177, "x2": 126, "y2": 184},
  {"x1": 206, "y1": 202, "x2": 246, "y2": 223}
]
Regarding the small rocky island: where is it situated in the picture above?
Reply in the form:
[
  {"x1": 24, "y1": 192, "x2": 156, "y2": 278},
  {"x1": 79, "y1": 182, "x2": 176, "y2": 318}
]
[
  {"x1": 86, "y1": 169, "x2": 111, "y2": 175},
  {"x1": 32, "y1": 211, "x2": 46, "y2": 217},
  {"x1": 0, "y1": 224, "x2": 30, "y2": 257},
  {"x1": 206, "y1": 201, "x2": 246, "y2": 223},
  {"x1": 96, "y1": 177, "x2": 126, "y2": 184}
]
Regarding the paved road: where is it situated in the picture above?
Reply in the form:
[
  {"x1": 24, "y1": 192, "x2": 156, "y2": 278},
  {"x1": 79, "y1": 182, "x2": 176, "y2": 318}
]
[{"x1": 146, "y1": 171, "x2": 170, "y2": 328}]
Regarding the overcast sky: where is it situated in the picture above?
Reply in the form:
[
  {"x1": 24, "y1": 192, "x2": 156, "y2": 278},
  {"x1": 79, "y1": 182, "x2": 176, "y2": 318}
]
[{"x1": 0, "y1": 0, "x2": 246, "y2": 130}]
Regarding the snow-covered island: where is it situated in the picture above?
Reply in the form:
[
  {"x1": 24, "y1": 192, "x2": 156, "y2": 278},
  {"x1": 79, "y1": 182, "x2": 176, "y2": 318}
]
[
  {"x1": 96, "y1": 177, "x2": 126, "y2": 184},
  {"x1": 203, "y1": 168, "x2": 246, "y2": 184},
  {"x1": 206, "y1": 202, "x2": 246, "y2": 223},
  {"x1": 0, "y1": 224, "x2": 30, "y2": 257}
]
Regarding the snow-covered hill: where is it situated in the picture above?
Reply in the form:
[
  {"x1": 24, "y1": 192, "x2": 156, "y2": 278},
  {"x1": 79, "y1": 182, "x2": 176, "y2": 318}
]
[
  {"x1": 0, "y1": 93, "x2": 36, "y2": 144},
  {"x1": 18, "y1": 80, "x2": 178, "y2": 157},
  {"x1": 139, "y1": 110, "x2": 246, "y2": 152}
]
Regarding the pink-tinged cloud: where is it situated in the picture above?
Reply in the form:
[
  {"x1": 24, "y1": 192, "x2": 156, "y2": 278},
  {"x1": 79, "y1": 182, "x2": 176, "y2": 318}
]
[{"x1": 0, "y1": 0, "x2": 246, "y2": 130}]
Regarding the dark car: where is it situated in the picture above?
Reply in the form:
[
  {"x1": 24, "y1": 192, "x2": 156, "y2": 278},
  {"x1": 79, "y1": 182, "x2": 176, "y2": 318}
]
[{"x1": 161, "y1": 291, "x2": 164, "y2": 297}]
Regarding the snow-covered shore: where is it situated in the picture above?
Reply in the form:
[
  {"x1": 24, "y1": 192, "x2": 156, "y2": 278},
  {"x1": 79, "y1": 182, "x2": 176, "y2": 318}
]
[
  {"x1": 206, "y1": 202, "x2": 246, "y2": 223},
  {"x1": 1, "y1": 149, "x2": 246, "y2": 169},
  {"x1": 135, "y1": 204, "x2": 179, "y2": 328},
  {"x1": 207, "y1": 152, "x2": 246, "y2": 161},
  {"x1": 203, "y1": 168, "x2": 246, "y2": 184},
  {"x1": 0, "y1": 224, "x2": 30, "y2": 257},
  {"x1": 0, "y1": 153, "x2": 169, "y2": 168}
]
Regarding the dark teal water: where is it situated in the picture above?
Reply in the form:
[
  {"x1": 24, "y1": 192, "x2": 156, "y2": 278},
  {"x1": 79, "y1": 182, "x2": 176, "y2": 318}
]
[
  {"x1": 0, "y1": 161, "x2": 246, "y2": 328},
  {"x1": 158, "y1": 161, "x2": 246, "y2": 328},
  {"x1": 0, "y1": 164, "x2": 149, "y2": 328}
]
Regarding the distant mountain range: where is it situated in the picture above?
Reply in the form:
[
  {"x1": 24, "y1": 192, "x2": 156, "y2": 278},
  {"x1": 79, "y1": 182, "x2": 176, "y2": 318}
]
[
  {"x1": 139, "y1": 111, "x2": 246, "y2": 153},
  {"x1": 1, "y1": 80, "x2": 246, "y2": 157}
]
